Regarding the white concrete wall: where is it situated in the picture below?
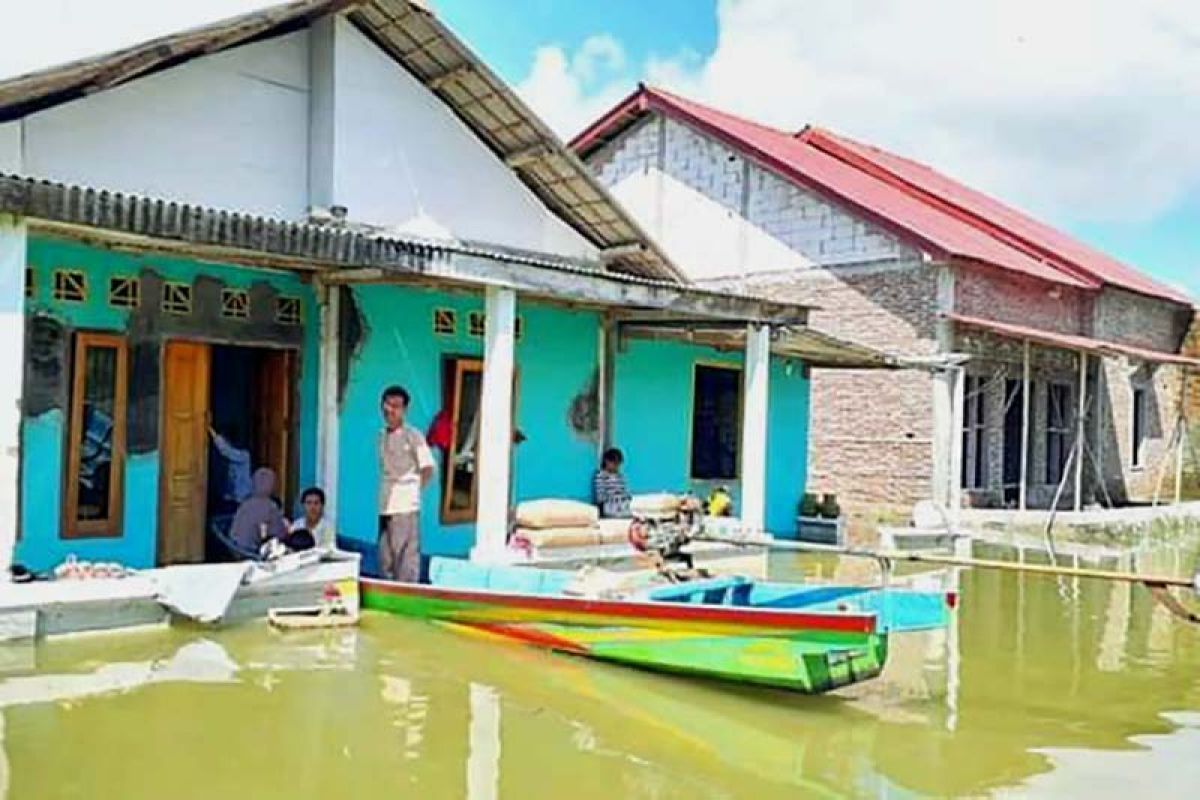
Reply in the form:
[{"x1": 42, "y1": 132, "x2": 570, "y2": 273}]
[
  {"x1": 592, "y1": 112, "x2": 914, "y2": 282},
  {"x1": 328, "y1": 20, "x2": 596, "y2": 258},
  {"x1": 0, "y1": 216, "x2": 25, "y2": 575},
  {"x1": 11, "y1": 21, "x2": 597, "y2": 260},
  {"x1": 19, "y1": 32, "x2": 312, "y2": 219},
  {"x1": 0, "y1": 123, "x2": 20, "y2": 174}
]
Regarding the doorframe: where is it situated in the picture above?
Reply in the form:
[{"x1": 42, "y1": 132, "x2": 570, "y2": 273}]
[{"x1": 156, "y1": 336, "x2": 303, "y2": 563}]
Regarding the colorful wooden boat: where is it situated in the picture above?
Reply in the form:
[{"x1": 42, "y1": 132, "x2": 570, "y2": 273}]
[{"x1": 361, "y1": 558, "x2": 955, "y2": 694}]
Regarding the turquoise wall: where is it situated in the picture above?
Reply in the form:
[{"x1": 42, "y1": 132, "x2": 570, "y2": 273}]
[
  {"x1": 17, "y1": 237, "x2": 320, "y2": 571},
  {"x1": 612, "y1": 338, "x2": 809, "y2": 537},
  {"x1": 337, "y1": 285, "x2": 602, "y2": 567}
]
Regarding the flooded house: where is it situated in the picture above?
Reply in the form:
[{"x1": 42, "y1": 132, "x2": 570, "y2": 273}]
[
  {"x1": 0, "y1": 1, "x2": 879, "y2": 578},
  {"x1": 574, "y1": 86, "x2": 1200, "y2": 513}
]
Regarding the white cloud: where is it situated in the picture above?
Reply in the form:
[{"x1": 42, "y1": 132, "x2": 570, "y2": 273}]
[
  {"x1": 516, "y1": 0, "x2": 1200, "y2": 225},
  {"x1": 515, "y1": 34, "x2": 633, "y2": 139}
]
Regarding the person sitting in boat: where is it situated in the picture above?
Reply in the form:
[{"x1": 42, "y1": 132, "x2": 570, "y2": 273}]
[
  {"x1": 593, "y1": 447, "x2": 632, "y2": 519},
  {"x1": 291, "y1": 486, "x2": 336, "y2": 551}
]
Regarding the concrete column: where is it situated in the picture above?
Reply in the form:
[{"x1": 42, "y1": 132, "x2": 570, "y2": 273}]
[
  {"x1": 1074, "y1": 352, "x2": 1088, "y2": 512},
  {"x1": 740, "y1": 324, "x2": 771, "y2": 533},
  {"x1": 471, "y1": 286, "x2": 516, "y2": 562},
  {"x1": 0, "y1": 216, "x2": 26, "y2": 577},
  {"x1": 467, "y1": 683, "x2": 500, "y2": 800},
  {"x1": 597, "y1": 313, "x2": 616, "y2": 454},
  {"x1": 949, "y1": 367, "x2": 965, "y2": 520},
  {"x1": 307, "y1": 16, "x2": 337, "y2": 212},
  {"x1": 1019, "y1": 340, "x2": 1031, "y2": 511},
  {"x1": 316, "y1": 281, "x2": 341, "y2": 524}
]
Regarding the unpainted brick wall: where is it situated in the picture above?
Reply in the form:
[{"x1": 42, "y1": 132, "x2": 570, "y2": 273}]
[
  {"x1": 956, "y1": 263, "x2": 1090, "y2": 336},
  {"x1": 589, "y1": 112, "x2": 916, "y2": 275},
  {"x1": 726, "y1": 262, "x2": 942, "y2": 508}
]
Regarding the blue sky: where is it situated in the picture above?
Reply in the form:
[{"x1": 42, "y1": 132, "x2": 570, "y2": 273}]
[
  {"x1": 438, "y1": 0, "x2": 1199, "y2": 301},
  {"x1": 2, "y1": 0, "x2": 1195, "y2": 300}
]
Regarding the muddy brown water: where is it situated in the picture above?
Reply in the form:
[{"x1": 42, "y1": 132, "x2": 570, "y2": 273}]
[{"x1": 3, "y1": 550, "x2": 1199, "y2": 799}]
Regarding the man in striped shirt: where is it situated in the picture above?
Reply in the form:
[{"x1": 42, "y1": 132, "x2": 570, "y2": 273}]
[{"x1": 593, "y1": 447, "x2": 632, "y2": 518}]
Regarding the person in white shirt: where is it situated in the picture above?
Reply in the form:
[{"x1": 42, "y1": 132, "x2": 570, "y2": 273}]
[
  {"x1": 291, "y1": 486, "x2": 336, "y2": 551},
  {"x1": 378, "y1": 385, "x2": 435, "y2": 582}
]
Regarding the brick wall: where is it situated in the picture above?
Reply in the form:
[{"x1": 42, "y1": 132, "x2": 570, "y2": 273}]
[
  {"x1": 956, "y1": 263, "x2": 1090, "y2": 336},
  {"x1": 719, "y1": 262, "x2": 941, "y2": 508},
  {"x1": 589, "y1": 112, "x2": 917, "y2": 282},
  {"x1": 1094, "y1": 287, "x2": 1193, "y2": 352},
  {"x1": 1187, "y1": 312, "x2": 1200, "y2": 422}
]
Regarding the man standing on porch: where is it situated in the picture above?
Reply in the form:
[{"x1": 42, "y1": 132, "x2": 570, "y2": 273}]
[{"x1": 378, "y1": 385, "x2": 435, "y2": 582}]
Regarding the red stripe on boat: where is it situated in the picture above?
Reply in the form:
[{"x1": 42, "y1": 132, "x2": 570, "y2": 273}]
[
  {"x1": 361, "y1": 578, "x2": 876, "y2": 634},
  {"x1": 470, "y1": 622, "x2": 591, "y2": 654}
]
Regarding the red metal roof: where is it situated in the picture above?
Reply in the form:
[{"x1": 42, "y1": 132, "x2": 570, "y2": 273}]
[
  {"x1": 573, "y1": 86, "x2": 1191, "y2": 306},
  {"x1": 949, "y1": 313, "x2": 1200, "y2": 369}
]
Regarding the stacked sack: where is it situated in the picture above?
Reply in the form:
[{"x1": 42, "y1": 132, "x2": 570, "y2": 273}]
[{"x1": 511, "y1": 499, "x2": 631, "y2": 555}]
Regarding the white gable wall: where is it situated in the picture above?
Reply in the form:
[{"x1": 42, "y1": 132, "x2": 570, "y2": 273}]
[
  {"x1": 20, "y1": 32, "x2": 312, "y2": 219},
  {"x1": 10, "y1": 19, "x2": 597, "y2": 261},
  {"x1": 591, "y1": 113, "x2": 914, "y2": 282},
  {"x1": 326, "y1": 19, "x2": 594, "y2": 258}
]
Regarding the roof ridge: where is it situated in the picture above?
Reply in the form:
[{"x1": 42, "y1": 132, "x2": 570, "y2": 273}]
[{"x1": 800, "y1": 128, "x2": 1102, "y2": 288}]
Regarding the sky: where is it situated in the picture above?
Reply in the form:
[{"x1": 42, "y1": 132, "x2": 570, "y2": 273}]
[{"x1": 3, "y1": 0, "x2": 1197, "y2": 299}]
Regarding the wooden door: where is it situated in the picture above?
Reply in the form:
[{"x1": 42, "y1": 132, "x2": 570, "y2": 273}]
[
  {"x1": 253, "y1": 348, "x2": 296, "y2": 511},
  {"x1": 159, "y1": 341, "x2": 211, "y2": 565}
]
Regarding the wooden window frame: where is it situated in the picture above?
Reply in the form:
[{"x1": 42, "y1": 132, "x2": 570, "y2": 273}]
[
  {"x1": 439, "y1": 356, "x2": 521, "y2": 525},
  {"x1": 64, "y1": 332, "x2": 128, "y2": 539},
  {"x1": 688, "y1": 362, "x2": 743, "y2": 482}
]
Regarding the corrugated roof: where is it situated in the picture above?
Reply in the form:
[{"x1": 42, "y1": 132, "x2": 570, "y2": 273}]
[
  {"x1": 949, "y1": 313, "x2": 1200, "y2": 369},
  {"x1": 0, "y1": 0, "x2": 682, "y2": 282},
  {"x1": 573, "y1": 85, "x2": 1190, "y2": 305}
]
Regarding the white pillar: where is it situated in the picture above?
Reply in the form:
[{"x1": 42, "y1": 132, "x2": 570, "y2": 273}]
[
  {"x1": 472, "y1": 286, "x2": 516, "y2": 562},
  {"x1": 1019, "y1": 340, "x2": 1031, "y2": 511},
  {"x1": 740, "y1": 324, "x2": 771, "y2": 534},
  {"x1": 1074, "y1": 352, "x2": 1088, "y2": 512},
  {"x1": 0, "y1": 216, "x2": 26, "y2": 577},
  {"x1": 316, "y1": 281, "x2": 341, "y2": 524},
  {"x1": 467, "y1": 683, "x2": 500, "y2": 800}
]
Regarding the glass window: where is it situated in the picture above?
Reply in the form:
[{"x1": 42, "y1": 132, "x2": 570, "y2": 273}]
[
  {"x1": 690, "y1": 365, "x2": 742, "y2": 481},
  {"x1": 65, "y1": 333, "x2": 128, "y2": 538}
]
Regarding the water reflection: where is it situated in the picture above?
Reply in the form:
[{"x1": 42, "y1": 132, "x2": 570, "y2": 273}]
[{"x1": 1, "y1": 546, "x2": 1199, "y2": 798}]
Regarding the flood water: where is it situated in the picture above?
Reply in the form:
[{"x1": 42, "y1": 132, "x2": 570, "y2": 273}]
[{"x1": 4, "y1": 551, "x2": 1200, "y2": 799}]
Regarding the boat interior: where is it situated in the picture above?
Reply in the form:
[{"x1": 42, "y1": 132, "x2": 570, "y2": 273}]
[{"x1": 428, "y1": 558, "x2": 952, "y2": 633}]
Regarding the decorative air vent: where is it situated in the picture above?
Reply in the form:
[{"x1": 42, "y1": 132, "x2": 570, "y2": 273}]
[
  {"x1": 52, "y1": 269, "x2": 86, "y2": 303},
  {"x1": 24, "y1": 267, "x2": 32, "y2": 299},
  {"x1": 467, "y1": 311, "x2": 486, "y2": 338},
  {"x1": 108, "y1": 276, "x2": 140, "y2": 309},
  {"x1": 433, "y1": 308, "x2": 457, "y2": 336},
  {"x1": 275, "y1": 296, "x2": 301, "y2": 326},
  {"x1": 221, "y1": 288, "x2": 250, "y2": 320},
  {"x1": 161, "y1": 282, "x2": 192, "y2": 315}
]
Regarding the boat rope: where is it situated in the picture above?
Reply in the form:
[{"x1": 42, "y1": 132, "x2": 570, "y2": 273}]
[{"x1": 694, "y1": 532, "x2": 1200, "y2": 624}]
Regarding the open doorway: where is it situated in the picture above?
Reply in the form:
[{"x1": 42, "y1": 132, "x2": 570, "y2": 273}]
[{"x1": 158, "y1": 340, "x2": 298, "y2": 565}]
